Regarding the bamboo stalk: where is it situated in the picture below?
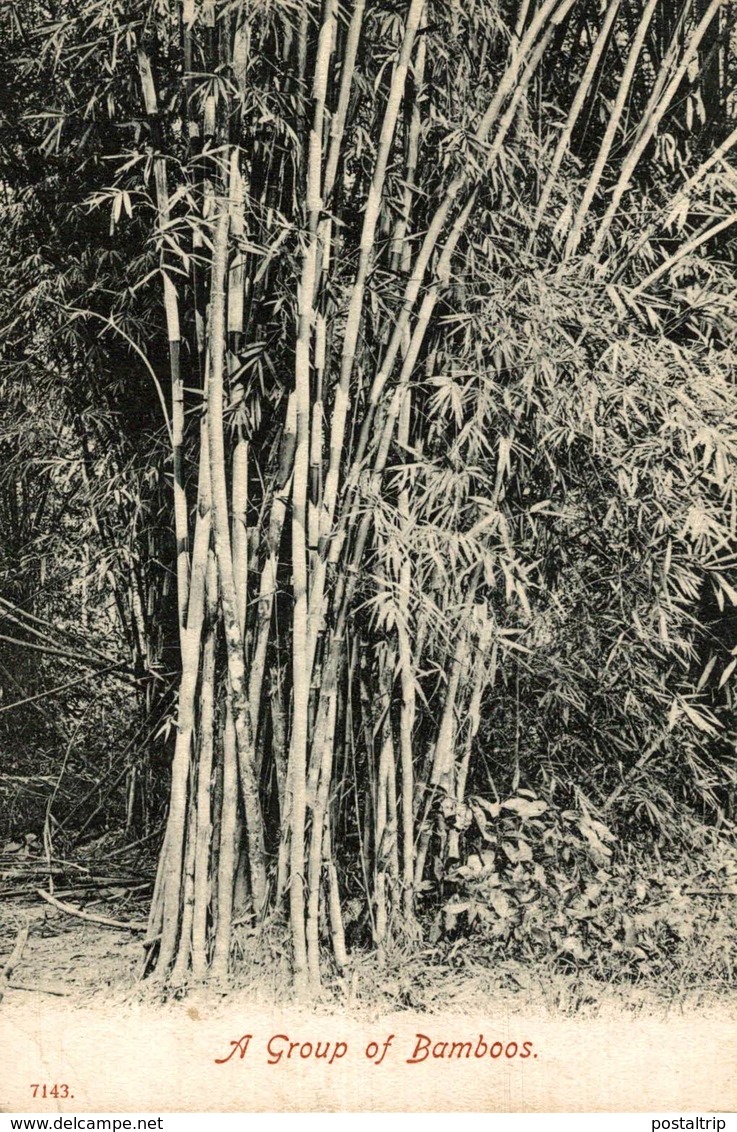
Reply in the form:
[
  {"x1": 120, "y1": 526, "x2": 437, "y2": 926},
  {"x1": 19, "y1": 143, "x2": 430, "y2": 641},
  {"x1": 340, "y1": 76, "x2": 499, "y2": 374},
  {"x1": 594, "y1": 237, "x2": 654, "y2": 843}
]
[
  {"x1": 563, "y1": 0, "x2": 659, "y2": 257},
  {"x1": 309, "y1": 0, "x2": 368, "y2": 373},
  {"x1": 387, "y1": 40, "x2": 424, "y2": 911},
  {"x1": 229, "y1": 149, "x2": 250, "y2": 650},
  {"x1": 211, "y1": 701, "x2": 238, "y2": 981},
  {"x1": 208, "y1": 187, "x2": 267, "y2": 914},
  {"x1": 515, "y1": 0, "x2": 532, "y2": 38},
  {"x1": 232, "y1": 428, "x2": 249, "y2": 643},
  {"x1": 191, "y1": 550, "x2": 217, "y2": 980},
  {"x1": 456, "y1": 613, "x2": 494, "y2": 806},
  {"x1": 248, "y1": 449, "x2": 293, "y2": 735},
  {"x1": 171, "y1": 770, "x2": 198, "y2": 984},
  {"x1": 296, "y1": 3, "x2": 309, "y2": 149},
  {"x1": 631, "y1": 211, "x2": 737, "y2": 296},
  {"x1": 612, "y1": 123, "x2": 737, "y2": 277},
  {"x1": 312, "y1": 0, "x2": 426, "y2": 653},
  {"x1": 429, "y1": 633, "x2": 468, "y2": 791},
  {"x1": 414, "y1": 821, "x2": 432, "y2": 890},
  {"x1": 391, "y1": 15, "x2": 426, "y2": 273},
  {"x1": 386, "y1": 723, "x2": 400, "y2": 885},
  {"x1": 137, "y1": 47, "x2": 190, "y2": 646},
  {"x1": 532, "y1": 0, "x2": 621, "y2": 237},
  {"x1": 289, "y1": 0, "x2": 338, "y2": 992},
  {"x1": 324, "y1": 818, "x2": 347, "y2": 970},
  {"x1": 290, "y1": 260, "x2": 319, "y2": 970},
  {"x1": 149, "y1": 422, "x2": 212, "y2": 974},
  {"x1": 306, "y1": 24, "x2": 366, "y2": 616},
  {"x1": 270, "y1": 670, "x2": 288, "y2": 820},
  {"x1": 374, "y1": 642, "x2": 396, "y2": 948},
  {"x1": 305, "y1": 691, "x2": 339, "y2": 987},
  {"x1": 589, "y1": 0, "x2": 726, "y2": 261},
  {"x1": 635, "y1": 0, "x2": 693, "y2": 148},
  {"x1": 396, "y1": 580, "x2": 416, "y2": 913}
]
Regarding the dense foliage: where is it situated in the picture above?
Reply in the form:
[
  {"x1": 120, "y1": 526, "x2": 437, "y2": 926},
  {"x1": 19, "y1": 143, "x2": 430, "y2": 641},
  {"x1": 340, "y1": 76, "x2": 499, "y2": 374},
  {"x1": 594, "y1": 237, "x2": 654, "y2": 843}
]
[{"x1": 1, "y1": 0, "x2": 737, "y2": 993}]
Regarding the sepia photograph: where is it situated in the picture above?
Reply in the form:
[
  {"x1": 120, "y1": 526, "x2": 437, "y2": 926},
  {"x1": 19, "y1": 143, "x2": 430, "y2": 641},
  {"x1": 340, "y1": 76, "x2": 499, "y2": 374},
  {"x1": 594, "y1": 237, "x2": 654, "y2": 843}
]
[{"x1": 0, "y1": 0, "x2": 736, "y2": 1113}]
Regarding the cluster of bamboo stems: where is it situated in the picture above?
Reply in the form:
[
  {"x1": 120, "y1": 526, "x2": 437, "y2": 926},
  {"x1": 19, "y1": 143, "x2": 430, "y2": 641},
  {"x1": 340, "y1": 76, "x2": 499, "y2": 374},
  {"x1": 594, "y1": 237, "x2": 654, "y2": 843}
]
[{"x1": 133, "y1": 0, "x2": 731, "y2": 989}]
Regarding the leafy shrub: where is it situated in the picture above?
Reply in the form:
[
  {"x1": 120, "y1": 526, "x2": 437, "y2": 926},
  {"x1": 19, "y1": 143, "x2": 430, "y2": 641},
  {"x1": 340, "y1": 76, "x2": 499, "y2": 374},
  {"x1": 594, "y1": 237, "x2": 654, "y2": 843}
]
[{"x1": 434, "y1": 791, "x2": 737, "y2": 985}]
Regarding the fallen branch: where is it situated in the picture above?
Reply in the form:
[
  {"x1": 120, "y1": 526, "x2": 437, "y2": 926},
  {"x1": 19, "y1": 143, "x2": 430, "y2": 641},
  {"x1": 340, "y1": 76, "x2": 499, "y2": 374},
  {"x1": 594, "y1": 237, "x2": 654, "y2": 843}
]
[
  {"x1": 0, "y1": 919, "x2": 30, "y2": 1002},
  {"x1": 2, "y1": 920, "x2": 30, "y2": 977},
  {"x1": 1, "y1": 880, "x2": 151, "y2": 900},
  {"x1": 0, "y1": 774, "x2": 57, "y2": 784},
  {"x1": 1, "y1": 887, "x2": 58, "y2": 898},
  {"x1": 1, "y1": 867, "x2": 137, "y2": 885},
  {"x1": 0, "y1": 664, "x2": 131, "y2": 716},
  {"x1": 81, "y1": 883, "x2": 152, "y2": 909},
  {"x1": 684, "y1": 889, "x2": 737, "y2": 897},
  {"x1": 0, "y1": 631, "x2": 117, "y2": 670},
  {"x1": 1, "y1": 867, "x2": 69, "y2": 880},
  {"x1": 46, "y1": 860, "x2": 91, "y2": 874},
  {"x1": 104, "y1": 828, "x2": 165, "y2": 859},
  {"x1": 0, "y1": 595, "x2": 116, "y2": 666},
  {"x1": 6, "y1": 981, "x2": 70, "y2": 997},
  {"x1": 36, "y1": 889, "x2": 147, "y2": 932}
]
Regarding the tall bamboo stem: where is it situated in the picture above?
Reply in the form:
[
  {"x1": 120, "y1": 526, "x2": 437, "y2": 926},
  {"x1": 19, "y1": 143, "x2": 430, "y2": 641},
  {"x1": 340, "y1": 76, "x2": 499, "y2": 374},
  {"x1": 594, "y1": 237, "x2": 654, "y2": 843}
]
[
  {"x1": 532, "y1": 0, "x2": 621, "y2": 237},
  {"x1": 289, "y1": 0, "x2": 337, "y2": 991},
  {"x1": 191, "y1": 550, "x2": 217, "y2": 979},
  {"x1": 208, "y1": 188, "x2": 267, "y2": 913},
  {"x1": 137, "y1": 47, "x2": 190, "y2": 646},
  {"x1": 589, "y1": 0, "x2": 725, "y2": 261},
  {"x1": 149, "y1": 420, "x2": 212, "y2": 974}
]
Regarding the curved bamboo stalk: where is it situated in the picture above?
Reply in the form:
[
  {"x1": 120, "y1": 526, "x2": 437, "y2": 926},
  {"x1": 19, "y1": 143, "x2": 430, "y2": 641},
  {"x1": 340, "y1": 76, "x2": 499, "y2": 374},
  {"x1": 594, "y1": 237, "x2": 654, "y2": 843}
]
[
  {"x1": 563, "y1": 0, "x2": 660, "y2": 258},
  {"x1": 589, "y1": 0, "x2": 726, "y2": 262},
  {"x1": 631, "y1": 211, "x2": 737, "y2": 296},
  {"x1": 317, "y1": 0, "x2": 427, "y2": 570},
  {"x1": 611, "y1": 123, "x2": 737, "y2": 280},
  {"x1": 476, "y1": 0, "x2": 573, "y2": 142},
  {"x1": 532, "y1": 0, "x2": 621, "y2": 237}
]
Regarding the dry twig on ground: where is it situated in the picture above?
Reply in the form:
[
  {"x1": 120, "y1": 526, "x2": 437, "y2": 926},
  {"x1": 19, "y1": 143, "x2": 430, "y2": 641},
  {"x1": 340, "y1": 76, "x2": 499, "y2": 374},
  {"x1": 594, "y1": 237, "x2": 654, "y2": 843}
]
[
  {"x1": 36, "y1": 890, "x2": 147, "y2": 932},
  {"x1": 0, "y1": 918, "x2": 30, "y2": 1001}
]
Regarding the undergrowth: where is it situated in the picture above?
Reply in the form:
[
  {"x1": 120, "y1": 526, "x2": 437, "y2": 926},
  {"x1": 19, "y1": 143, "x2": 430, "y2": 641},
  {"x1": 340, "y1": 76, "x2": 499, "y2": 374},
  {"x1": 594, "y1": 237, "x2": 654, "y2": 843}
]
[{"x1": 220, "y1": 800, "x2": 737, "y2": 1016}]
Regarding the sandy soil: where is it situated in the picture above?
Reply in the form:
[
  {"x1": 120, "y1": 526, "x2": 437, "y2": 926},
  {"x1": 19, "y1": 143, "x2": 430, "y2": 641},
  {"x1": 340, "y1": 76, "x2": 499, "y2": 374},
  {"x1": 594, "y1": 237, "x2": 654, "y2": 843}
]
[{"x1": 0, "y1": 895, "x2": 735, "y2": 1113}]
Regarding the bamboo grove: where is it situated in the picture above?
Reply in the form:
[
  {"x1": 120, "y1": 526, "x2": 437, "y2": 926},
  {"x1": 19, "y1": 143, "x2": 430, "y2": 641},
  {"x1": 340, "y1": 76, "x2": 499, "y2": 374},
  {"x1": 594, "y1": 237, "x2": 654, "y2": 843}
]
[{"x1": 3, "y1": 0, "x2": 737, "y2": 990}]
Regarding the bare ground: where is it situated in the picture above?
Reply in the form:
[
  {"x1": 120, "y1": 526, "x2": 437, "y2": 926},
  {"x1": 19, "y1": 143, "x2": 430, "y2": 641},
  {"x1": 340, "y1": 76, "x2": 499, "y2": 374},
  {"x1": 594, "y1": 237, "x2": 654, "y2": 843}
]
[{"x1": 1, "y1": 860, "x2": 736, "y2": 1113}]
